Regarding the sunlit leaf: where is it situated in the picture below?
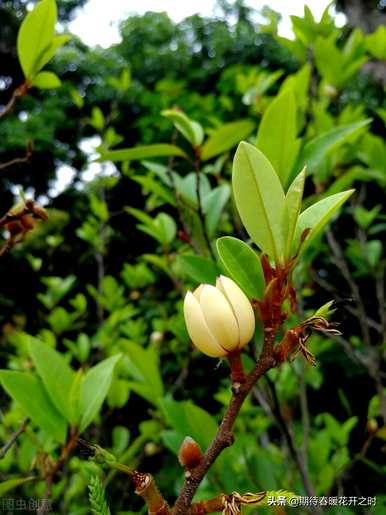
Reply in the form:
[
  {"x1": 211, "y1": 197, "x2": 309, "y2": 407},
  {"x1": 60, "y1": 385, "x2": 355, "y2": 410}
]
[
  {"x1": 98, "y1": 144, "x2": 187, "y2": 162},
  {"x1": 0, "y1": 370, "x2": 67, "y2": 443},
  {"x1": 232, "y1": 142, "x2": 287, "y2": 263},
  {"x1": 201, "y1": 120, "x2": 255, "y2": 161}
]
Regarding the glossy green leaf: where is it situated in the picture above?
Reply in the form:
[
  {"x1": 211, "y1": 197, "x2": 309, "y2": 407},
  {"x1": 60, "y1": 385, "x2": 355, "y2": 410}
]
[
  {"x1": 31, "y1": 71, "x2": 61, "y2": 89},
  {"x1": 216, "y1": 236, "x2": 265, "y2": 300},
  {"x1": 17, "y1": 0, "x2": 57, "y2": 78},
  {"x1": 256, "y1": 89, "x2": 300, "y2": 187},
  {"x1": 201, "y1": 120, "x2": 255, "y2": 161},
  {"x1": 176, "y1": 254, "x2": 219, "y2": 284},
  {"x1": 79, "y1": 354, "x2": 122, "y2": 432},
  {"x1": 297, "y1": 119, "x2": 371, "y2": 175},
  {"x1": 0, "y1": 477, "x2": 35, "y2": 496},
  {"x1": 293, "y1": 190, "x2": 354, "y2": 254},
  {"x1": 28, "y1": 338, "x2": 75, "y2": 424},
  {"x1": 98, "y1": 144, "x2": 187, "y2": 162},
  {"x1": 0, "y1": 371, "x2": 67, "y2": 443},
  {"x1": 284, "y1": 167, "x2": 306, "y2": 258},
  {"x1": 162, "y1": 109, "x2": 204, "y2": 146},
  {"x1": 232, "y1": 142, "x2": 287, "y2": 263}
]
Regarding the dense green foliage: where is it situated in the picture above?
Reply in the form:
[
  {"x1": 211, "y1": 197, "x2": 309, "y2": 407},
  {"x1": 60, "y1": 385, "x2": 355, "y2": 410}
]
[{"x1": 0, "y1": 1, "x2": 385, "y2": 513}]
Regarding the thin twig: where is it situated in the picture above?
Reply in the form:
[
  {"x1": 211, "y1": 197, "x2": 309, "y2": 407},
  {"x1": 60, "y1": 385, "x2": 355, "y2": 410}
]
[
  {"x1": 0, "y1": 417, "x2": 30, "y2": 459},
  {"x1": 0, "y1": 81, "x2": 30, "y2": 119},
  {"x1": 0, "y1": 140, "x2": 33, "y2": 172},
  {"x1": 326, "y1": 229, "x2": 371, "y2": 347}
]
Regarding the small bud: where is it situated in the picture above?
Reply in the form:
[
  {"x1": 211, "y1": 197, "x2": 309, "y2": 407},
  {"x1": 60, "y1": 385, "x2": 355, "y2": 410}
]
[
  {"x1": 77, "y1": 438, "x2": 116, "y2": 464},
  {"x1": 150, "y1": 331, "x2": 164, "y2": 344},
  {"x1": 367, "y1": 418, "x2": 378, "y2": 434},
  {"x1": 178, "y1": 436, "x2": 202, "y2": 469}
]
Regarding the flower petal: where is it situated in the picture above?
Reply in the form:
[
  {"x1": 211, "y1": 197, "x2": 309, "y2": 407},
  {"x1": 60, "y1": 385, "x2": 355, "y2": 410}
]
[
  {"x1": 183, "y1": 291, "x2": 226, "y2": 357},
  {"x1": 216, "y1": 275, "x2": 255, "y2": 347},
  {"x1": 199, "y1": 285, "x2": 239, "y2": 351}
]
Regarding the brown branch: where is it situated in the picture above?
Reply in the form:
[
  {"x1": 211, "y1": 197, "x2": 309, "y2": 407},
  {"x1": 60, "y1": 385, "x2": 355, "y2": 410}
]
[
  {"x1": 0, "y1": 81, "x2": 30, "y2": 119},
  {"x1": 37, "y1": 429, "x2": 78, "y2": 515},
  {"x1": 172, "y1": 334, "x2": 277, "y2": 514},
  {"x1": 0, "y1": 140, "x2": 33, "y2": 172},
  {"x1": 0, "y1": 417, "x2": 30, "y2": 459},
  {"x1": 133, "y1": 471, "x2": 171, "y2": 514}
]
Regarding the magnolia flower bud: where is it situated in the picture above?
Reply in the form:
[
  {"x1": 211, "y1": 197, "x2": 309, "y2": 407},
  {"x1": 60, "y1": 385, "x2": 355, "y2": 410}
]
[
  {"x1": 178, "y1": 436, "x2": 202, "y2": 469},
  {"x1": 183, "y1": 275, "x2": 255, "y2": 358}
]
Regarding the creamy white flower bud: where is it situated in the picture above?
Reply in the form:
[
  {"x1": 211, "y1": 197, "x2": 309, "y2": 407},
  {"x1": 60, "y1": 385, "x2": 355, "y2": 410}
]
[{"x1": 183, "y1": 275, "x2": 255, "y2": 358}]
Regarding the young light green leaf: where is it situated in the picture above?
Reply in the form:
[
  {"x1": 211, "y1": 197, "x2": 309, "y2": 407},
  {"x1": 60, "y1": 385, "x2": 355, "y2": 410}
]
[
  {"x1": 31, "y1": 71, "x2": 61, "y2": 89},
  {"x1": 34, "y1": 34, "x2": 71, "y2": 73},
  {"x1": 0, "y1": 371, "x2": 67, "y2": 443},
  {"x1": 365, "y1": 26, "x2": 386, "y2": 60},
  {"x1": 17, "y1": 0, "x2": 57, "y2": 78},
  {"x1": 28, "y1": 338, "x2": 75, "y2": 424},
  {"x1": 201, "y1": 120, "x2": 255, "y2": 161},
  {"x1": 256, "y1": 89, "x2": 301, "y2": 187},
  {"x1": 232, "y1": 142, "x2": 287, "y2": 263},
  {"x1": 176, "y1": 254, "x2": 219, "y2": 284},
  {"x1": 98, "y1": 144, "x2": 187, "y2": 162},
  {"x1": 79, "y1": 354, "x2": 122, "y2": 432},
  {"x1": 296, "y1": 119, "x2": 371, "y2": 175},
  {"x1": 161, "y1": 109, "x2": 204, "y2": 146},
  {"x1": 285, "y1": 167, "x2": 306, "y2": 259},
  {"x1": 216, "y1": 236, "x2": 265, "y2": 300},
  {"x1": 313, "y1": 300, "x2": 336, "y2": 318},
  {"x1": 293, "y1": 190, "x2": 354, "y2": 254}
]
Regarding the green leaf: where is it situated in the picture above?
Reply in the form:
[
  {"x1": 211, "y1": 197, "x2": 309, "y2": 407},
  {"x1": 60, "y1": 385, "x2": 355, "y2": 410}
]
[
  {"x1": 0, "y1": 371, "x2": 67, "y2": 443},
  {"x1": 28, "y1": 338, "x2": 76, "y2": 424},
  {"x1": 203, "y1": 184, "x2": 230, "y2": 236},
  {"x1": 0, "y1": 477, "x2": 35, "y2": 496},
  {"x1": 79, "y1": 354, "x2": 122, "y2": 432},
  {"x1": 17, "y1": 0, "x2": 57, "y2": 78},
  {"x1": 232, "y1": 142, "x2": 287, "y2": 263},
  {"x1": 98, "y1": 144, "x2": 187, "y2": 162},
  {"x1": 121, "y1": 341, "x2": 164, "y2": 405},
  {"x1": 365, "y1": 25, "x2": 386, "y2": 60},
  {"x1": 162, "y1": 109, "x2": 204, "y2": 146},
  {"x1": 176, "y1": 254, "x2": 219, "y2": 284},
  {"x1": 293, "y1": 190, "x2": 354, "y2": 254},
  {"x1": 160, "y1": 397, "x2": 218, "y2": 451},
  {"x1": 297, "y1": 119, "x2": 371, "y2": 175},
  {"x1": 31, "y1": 70, "x2": 61, "y2": 89},
  {"x1": 154, "y1": 213, "x2": 177, "y2": 245},
  {"x1": 201, "y1": 120, "x2": 255, "y2": 161},
  {"x1": 284, "y1": 167, "x2": 306, "y2": 258},
  {"x1": 34, "y1": 34, "x2": 71, "y2": 73},
  {"x1": 256, "y1": 89, "x2": 300, "y2": 187},
  {"x1": 216, "y1": 237, "x2": 265, "y2": 300}
]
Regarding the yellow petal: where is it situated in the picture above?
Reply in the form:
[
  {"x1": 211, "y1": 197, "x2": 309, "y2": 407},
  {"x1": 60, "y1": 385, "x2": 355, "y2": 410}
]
[
  {"x1": 199, "y1": 285, "x2": 239, "y2": 351},
  {"x1": 183, "y1": 291, "x2": 226, "y2": 357},
  {"x1": 216, "y1": 275, "x2": 255, "y2": 347}
]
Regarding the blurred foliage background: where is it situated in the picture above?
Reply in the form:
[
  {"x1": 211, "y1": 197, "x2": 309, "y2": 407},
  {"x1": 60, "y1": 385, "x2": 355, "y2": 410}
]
[{"x1": 0, "y1": 0, "x2": 385, "y2": 513}]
